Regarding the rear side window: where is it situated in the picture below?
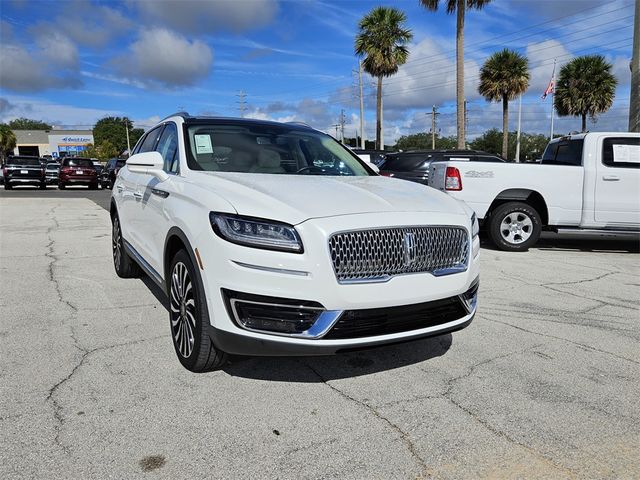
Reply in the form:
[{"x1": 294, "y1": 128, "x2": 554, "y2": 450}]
[
  {"x1": 138, "y1": 126, "x2": 164, "y2": 153},
  {"x1": 542, "y1": 139, "x2": 584, "y2": 166},
  {"x1": 7, "y1": 157, "x2": 40, "y2": 165},
  {"x1": 381, "y1": 153, "x2": 430, "y2": 172},
  {"x1": 602, "y1": 137, "x2": 640, "y2": 169}
]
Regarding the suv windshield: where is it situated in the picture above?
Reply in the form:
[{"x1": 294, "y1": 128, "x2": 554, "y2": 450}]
[
  {"x1": 185, "y1": 123, "x2": 371, "y2": 176},
  {"x1": 7, "y1": 157, "x2": 41, "y2": 166},
  {"x1": 63, "y1": 158, "x2": 94, "y2": 168}
]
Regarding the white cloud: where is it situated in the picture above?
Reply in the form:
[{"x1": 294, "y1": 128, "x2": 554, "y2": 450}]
[
  {"x1": 0, "y1": 45, "x2": 80, "y2": 91},
  {"x1": 35, "y1": 30, "x2": 78, "y2": 68},
  {"x1": 0, "y1": 95, "x2": 120, "y2": 127},
  {"x1": 526, "y1": 40, "x2": 571, "y2": 93},
  {"x1": 135, "y1": 0, "x2": 278, "y2": 34},
  {"x1": 113, "y1": 29, "x2": 213, "y2": 88}
]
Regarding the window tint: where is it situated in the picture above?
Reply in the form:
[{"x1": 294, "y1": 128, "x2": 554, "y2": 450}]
[
  {"x1": 155, "y1": 123, "x2": 179, "y2": 173},
  {"x1": 138, "y1": 126, "x2": 163, "y2": 153},
  {"x1": 602, "y1": 137, "x2": 640, "y2": 169},
  {"x1": 380, "y1": 153, "x2": 430, "y2": 172},
  {"x1": 541, "y1": 139, "x2": 584, "y2": 166},
  {"x1": 7, "y1": 156, "x2": 40, "y2": 166},
  {"x1": 62, "y1": 158, "x2": 94, "y2": 168}
]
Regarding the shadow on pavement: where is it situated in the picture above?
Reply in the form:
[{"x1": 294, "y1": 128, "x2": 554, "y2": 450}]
[{"x1": 222, "y1": 334, "x2": 452, "y2": 382}]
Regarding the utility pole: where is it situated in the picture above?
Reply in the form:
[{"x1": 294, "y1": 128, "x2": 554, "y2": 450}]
[
  {"x1": 331, "y1": 124, "x2": 340, "y2": 139},
  {"x1": 236, "y1": 90, "x2": 247, "y2": 118},
  {"x1": 515, "y1": 94, "x2": 522, "y2": 162},
  {"x1": 358, "y1": 61, "x2": 365, "y2": 149},
  {"x1": 629, "y1": 0, "x2": 640, "y2": 132},
  {"x1": 339, "y1": 109, "x2": 346, "y2": 143},
  {"x1": 463, "y1": 99, "x2": 468, "y2": 148},
  {"x1": 430, "y1": 105, "x2": 439, "y2": 149},
  {"x1": 124, "y1": 118, "x2": 131, "y2": 156}
]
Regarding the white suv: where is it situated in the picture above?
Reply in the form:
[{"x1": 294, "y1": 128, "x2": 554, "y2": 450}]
[{"x1": 111, "y1": 114, "x2": 480, "y2": 372}]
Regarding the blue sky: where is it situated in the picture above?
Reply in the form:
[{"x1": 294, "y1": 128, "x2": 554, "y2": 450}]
[{"x1": 0, "y1": 0, "x2": 635, "y2": 142}]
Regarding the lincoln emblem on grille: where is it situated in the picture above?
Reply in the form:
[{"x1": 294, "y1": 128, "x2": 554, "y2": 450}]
[{"x1": 403, "y1": 232, "x2": 417, "y2": 266}]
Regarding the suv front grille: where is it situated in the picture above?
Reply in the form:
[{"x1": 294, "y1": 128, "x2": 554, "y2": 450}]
[{"x1": 329, "y1": 226, "x2": 469, "y2": 283}]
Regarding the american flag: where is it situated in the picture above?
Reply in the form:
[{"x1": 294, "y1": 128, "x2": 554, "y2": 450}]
[{"x1": 542, "y1": 60, "x2": 557, "y2": 100}]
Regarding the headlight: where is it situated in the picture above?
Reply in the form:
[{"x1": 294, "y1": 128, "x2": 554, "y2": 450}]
[
  {"x1": 210, "y1": 212, "x2": 303, "y2": 253},
  {"x1": 471, "y1": 212, "x2": 479, "y2": 238}
]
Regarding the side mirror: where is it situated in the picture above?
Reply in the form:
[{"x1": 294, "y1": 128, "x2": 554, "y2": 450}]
[
  {"x1": 126, "y1": 152, "x2": 168, "y2": 182},
  {"x1": 365, "y1": 161, "x2": 380, "y2": 173}
]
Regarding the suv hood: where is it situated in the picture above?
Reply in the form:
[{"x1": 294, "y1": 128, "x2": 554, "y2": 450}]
[{"x1": 193, "y1": 172, "x2": 467, "y2": 224}]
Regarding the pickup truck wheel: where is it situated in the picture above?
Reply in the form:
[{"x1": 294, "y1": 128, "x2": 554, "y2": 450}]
[
  {"x1": 488, "y1": 202, "x2": 541, "y2": 252},
  {"x1": 111, "y1": 213, "x2": 140, "y2": 278},
  {"x1": 168, "y1": 249, "x2": 228, "y2": 372}
]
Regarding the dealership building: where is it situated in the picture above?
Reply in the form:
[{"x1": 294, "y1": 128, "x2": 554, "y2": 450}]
[{"x1": 12, "y1": 130, "x2": 94, "y2": 158}]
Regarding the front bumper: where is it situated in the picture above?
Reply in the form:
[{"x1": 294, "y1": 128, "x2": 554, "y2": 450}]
[{"x1": 193, "y1": 211, "x2": 480, "y2": 355}]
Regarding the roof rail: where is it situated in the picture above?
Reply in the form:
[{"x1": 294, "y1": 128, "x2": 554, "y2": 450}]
[
  {"x1": 160, "y1": 111, "x2": 191, "y2": 123},
  {"x1": 286, "y1": 121, "x2": 312, "y2": 128}
]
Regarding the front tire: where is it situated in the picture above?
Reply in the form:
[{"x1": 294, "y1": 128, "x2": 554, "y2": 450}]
[
  {"x1": 111, "y1": 212, "x2": 140, "y2": 278},
  {"x1": 168, "y1": 249, "x2": 228, "y2": 372},
  {"x1": 488, "y1": 202, "x2": 541, "y2": 252}
]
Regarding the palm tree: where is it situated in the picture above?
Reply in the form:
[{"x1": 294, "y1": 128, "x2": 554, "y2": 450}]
[
  {"x1": 555, "y1": 55, "x2": 618, "y2": 132},
  {"x1": 355, "y1": 7, "x2": 412, "y2": 150},
  {"x1": 420, "y1": 0, "x2": 492, "y2": 149},
  {"x1": 478, "y1": 49, "x2": 530, "y2": 159},
  {"x1": 0, "y1": 124, "x2": 17, "y2": 163}
]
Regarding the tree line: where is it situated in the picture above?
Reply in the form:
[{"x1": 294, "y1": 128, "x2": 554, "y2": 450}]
[{"x1": 355, "y1": 2, "x2": 619, "y2": 159}]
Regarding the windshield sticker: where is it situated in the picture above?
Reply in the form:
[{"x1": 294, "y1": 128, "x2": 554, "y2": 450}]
[
  {"x1": 613, "y1": 144, "x2": 640, "y2": 164},
  {"x1": 195, "y1": 134, "x2": 213, "y2": 154}
]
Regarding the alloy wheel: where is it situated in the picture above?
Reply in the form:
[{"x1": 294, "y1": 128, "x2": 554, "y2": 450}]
[
  {"x1": 170, "y1": 262, "x2": 196, "y2": 358},
  {"x1": 112, "y1": 217, "x2": 122, "y2": 270},
  {"x1": 500, "y1": 211, "x2": 533, "y2": 244}
]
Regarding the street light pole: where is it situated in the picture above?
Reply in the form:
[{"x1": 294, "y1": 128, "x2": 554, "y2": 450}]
[{"x1": 125, "y1": 118, "x2": 131, "y2": 157}]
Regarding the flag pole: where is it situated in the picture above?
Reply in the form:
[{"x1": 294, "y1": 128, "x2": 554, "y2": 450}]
[
  {"x1": 550, "y1": 59, "x2": 556, "y2": 140},
  {"x1": 515, "y1": 93, "x2": 522, "y2": 162}
]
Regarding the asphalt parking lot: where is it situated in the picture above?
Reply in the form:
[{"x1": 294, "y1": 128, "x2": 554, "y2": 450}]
[{"x1": 1, "y1": 188, "x2": 639, "y2": 479}]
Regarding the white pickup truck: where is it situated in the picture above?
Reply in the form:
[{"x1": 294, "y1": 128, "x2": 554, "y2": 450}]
[{"x1": 428, "y1": 132, "x2": 640, "y2": 251}]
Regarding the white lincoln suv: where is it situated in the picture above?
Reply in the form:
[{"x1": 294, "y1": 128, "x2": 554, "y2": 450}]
[{"x1": 111, "y1": 113, "x2": 480, "y2": 372}]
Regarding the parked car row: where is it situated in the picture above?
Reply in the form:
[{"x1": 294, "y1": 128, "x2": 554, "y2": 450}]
[{"x1": 1, "y1": 156, "x2": 127, "y2": 190}]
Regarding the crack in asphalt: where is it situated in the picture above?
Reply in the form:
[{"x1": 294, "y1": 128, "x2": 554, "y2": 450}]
[
  {"x1": 437, "y1": 345, "x2": 578, "y2": 478},
  {"x1": 45, "y1": 335, "x2": 165, "y2": 453},
  {"x1": 480, "y1": 315, "x2": 640, "y2": 366},
  {"x1": 305, "y1": 362, "x2": 431, "y2": 478}
]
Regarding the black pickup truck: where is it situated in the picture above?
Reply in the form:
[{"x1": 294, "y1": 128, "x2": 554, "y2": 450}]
[{"x1": 3, "y1": 156, "x2": 46, "y2": 189}]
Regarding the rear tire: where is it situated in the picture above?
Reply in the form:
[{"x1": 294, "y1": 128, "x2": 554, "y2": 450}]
[
  {"x1": 89, "y1": 182, "x2": 98, "y2": 190},
  {"x1": 111, "y1": 212, "x2": 140, "y2": 278},
  {"x1": 168, "y1": 249, "x2": 228, "y2": 372},
  {"x1": 58, "y1": 182, "x2": 66, "y2": 190},
  {"x1": 39, "y1": 182, "x2": 46, "y2": 189},
  {"x1": 4, "y1": 181, "x2": 12, "y2": 190},
  {"x1": 488, "y1": 202, "x2": 541, "y2": 252}
]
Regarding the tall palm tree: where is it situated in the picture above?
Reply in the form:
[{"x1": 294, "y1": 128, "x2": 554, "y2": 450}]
[
  {"x1": 0, "y1": 124, "x2": 17, "y2": 163},
  {"x1": 355, "y1": 6, "x2": 412, "y2": 150},
  {"x1": 555, "y1": 55, "x2": 618, "y2": 132},
  {"x1": 478, "y1": 49, "x2": 530, "y2": 159},
  {"x1": 420, "y1": 0, "x2": 492, "y2": 149}
]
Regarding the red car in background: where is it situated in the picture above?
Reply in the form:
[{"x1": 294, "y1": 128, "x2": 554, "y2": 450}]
[{"x1": 58, "y1": 157, "x2": 99, "y2": 190}]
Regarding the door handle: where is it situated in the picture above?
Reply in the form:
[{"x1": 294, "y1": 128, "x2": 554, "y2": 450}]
[
  {"x1": 602, "y1": 175, "x2": 620, "y2": 181},
  {"x1": 133, "y1": 191, "x2": 143, "y2": 199},
  {"x1": 116, "y1": 185, "x2": 124, "y2": 192}
]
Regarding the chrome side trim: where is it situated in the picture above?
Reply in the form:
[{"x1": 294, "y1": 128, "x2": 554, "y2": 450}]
[
  {"x1": 123, "y1": 240, "x2": 164, "y2": 287},
  {"x1": 231, "y1": 260, "x2": 310, "y2": 277},
  {"x1": 229, "y1": 298, "x2": 343, "y2": 339}
]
